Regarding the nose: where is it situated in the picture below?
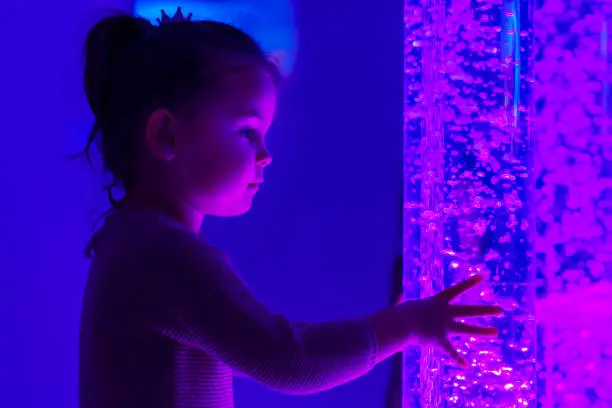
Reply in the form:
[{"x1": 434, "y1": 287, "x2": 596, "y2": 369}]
[{"x1": 256, "y1": 146, "x2": 272, "y2": 167}]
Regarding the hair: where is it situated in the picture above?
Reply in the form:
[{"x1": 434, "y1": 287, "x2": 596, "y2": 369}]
[{"x1": 82, "y1": 10, "x2": 281, "y2": 211}]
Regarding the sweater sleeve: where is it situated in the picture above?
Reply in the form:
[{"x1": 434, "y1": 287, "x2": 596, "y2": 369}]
[{"x1": 137, "y1": 227, "x2": 379, "y2": 395}]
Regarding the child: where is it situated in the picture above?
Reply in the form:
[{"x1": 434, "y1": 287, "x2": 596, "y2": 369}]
[{"x1": 79, "y1": 8, "x2": 502, "y2": 408}]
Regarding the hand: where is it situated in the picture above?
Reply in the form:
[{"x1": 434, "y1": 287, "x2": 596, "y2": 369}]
[{"x1": 403, "y1": 274, "x2": 502, "y2": 367}]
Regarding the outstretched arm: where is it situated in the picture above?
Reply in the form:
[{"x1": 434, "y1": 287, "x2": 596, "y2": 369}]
[{"x1": 136, "y1": 227, "x2": 501, "y2": 395}]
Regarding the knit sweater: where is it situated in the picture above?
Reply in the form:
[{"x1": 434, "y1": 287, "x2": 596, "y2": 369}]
[{"x1": 79, "y1": 210, "x2": 379, "y2": 408}]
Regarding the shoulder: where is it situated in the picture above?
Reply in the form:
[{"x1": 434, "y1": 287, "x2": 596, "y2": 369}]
[
  {"x1": 89, "y1": 211, "x2": 255, "y2": 323},
  {"x1": 93, "y1": 210, "x2": 229, "y2": 277},
  {"x1": 150, "y1": 224, "x2": 230, "y2": 271}
]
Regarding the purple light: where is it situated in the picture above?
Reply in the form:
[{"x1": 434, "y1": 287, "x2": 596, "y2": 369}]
[
  {"x1": 534, "y1": 0, "x2": 612, "y2": 405},
  {"x1": 404, "y1": 0, "x2": 612, "y2": 405}
]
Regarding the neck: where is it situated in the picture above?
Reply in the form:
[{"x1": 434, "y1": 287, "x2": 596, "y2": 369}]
[{"x1": 122, "y1": 186, "x2": 204, "y2": 233}]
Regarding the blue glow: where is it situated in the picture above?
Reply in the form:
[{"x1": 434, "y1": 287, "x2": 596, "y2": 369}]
[
  {"x1": 602, "y1": 20, "x2": 608, "y2": 137},
  {"x1": 501, "y1": 0, "x2": 521, "y2": 128},
  {"x1": 134, "y1": 0, "x2": 297, "y2": 75}
]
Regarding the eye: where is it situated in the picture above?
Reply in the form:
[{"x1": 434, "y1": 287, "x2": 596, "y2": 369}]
[{"x1": 239, "y1": 128, "x2": 259, "y2": 142}]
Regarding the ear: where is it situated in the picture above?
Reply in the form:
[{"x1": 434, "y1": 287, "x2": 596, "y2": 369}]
[{"x1": 144, "y1": 108, "x2": 177, "y2": 161}]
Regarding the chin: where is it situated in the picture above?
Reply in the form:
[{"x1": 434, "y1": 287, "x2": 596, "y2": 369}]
[{"x1": 210, "y1": 199, "x2": 255, "y2": 217}]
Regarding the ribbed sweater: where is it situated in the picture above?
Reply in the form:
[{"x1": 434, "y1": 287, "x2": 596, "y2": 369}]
[{"x1": 79, "y1": 210, "x2": 379, "y2": 408}]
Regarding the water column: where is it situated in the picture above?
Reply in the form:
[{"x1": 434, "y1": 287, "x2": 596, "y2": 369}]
[
  {"x1": 403, "y1": 0, "x2": 537, "y2": 405},
  {"x1": 534, "y1": 0, "x2": 612, "y2": 405}
]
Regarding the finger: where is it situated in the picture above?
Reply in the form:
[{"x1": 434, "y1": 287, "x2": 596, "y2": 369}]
[
  {"x1": 449, "y1": 321, "x2": 499, "y2": 336},
  {"x1": 450, "y1": 305, "x2": 504, "y2": 318},
  {"x1": 439, "y1": 338, "x2": 468, "y2": 368},
  {"x1": 438, "y1": 275, "x2": 483, "y2": 301}
]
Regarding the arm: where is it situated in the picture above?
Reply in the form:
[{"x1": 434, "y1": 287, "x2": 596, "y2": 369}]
[{"x1": 135, "y1": 228, "x2": 413, "y2": 395}]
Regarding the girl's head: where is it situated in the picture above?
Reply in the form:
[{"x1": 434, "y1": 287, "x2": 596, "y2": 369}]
[{"x1": 83, "y1": 9, "x2": 280, "y2": 220}]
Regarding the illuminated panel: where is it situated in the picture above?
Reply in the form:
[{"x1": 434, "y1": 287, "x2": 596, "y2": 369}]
[
  {"x1": 403, "y1": 0, "x2": 537, "y2": 405},
  {"x1": 534, "y1": 0, "x2": 612, "y2": 405},
  {"x1": 133, "y1": 0, "x2": 297, "y2": 75}
]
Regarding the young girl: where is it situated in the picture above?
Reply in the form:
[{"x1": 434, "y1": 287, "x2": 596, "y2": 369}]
[{"x1": 79, "y1": 8, "x2": 502, "y2": 408}]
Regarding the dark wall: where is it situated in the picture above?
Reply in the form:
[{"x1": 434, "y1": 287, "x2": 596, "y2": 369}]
[{"x1": 205, "y1": 1, "x2": 404, "y2": 407}]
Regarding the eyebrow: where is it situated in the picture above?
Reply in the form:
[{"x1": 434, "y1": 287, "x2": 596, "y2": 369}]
[{"x1": 237, "y1": 111, "x2": 261, "y2": 120}]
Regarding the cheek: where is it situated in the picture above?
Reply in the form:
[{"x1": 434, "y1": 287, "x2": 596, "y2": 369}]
[{"x1": 182, "y1": 134, "x2": 255, "y2": 190}]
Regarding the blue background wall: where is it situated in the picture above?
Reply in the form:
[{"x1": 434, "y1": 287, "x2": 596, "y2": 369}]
[{"x1": 0, "y1": 1, "x2": 403, "y2": 407}]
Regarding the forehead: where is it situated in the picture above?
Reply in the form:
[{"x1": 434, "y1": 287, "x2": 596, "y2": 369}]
[
  {"x1": 203, "y1": 60, "x2": 278, "y2": 114},
  {"x1": 220, "y1": 68, "x2": 275, "y2": 101}
]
